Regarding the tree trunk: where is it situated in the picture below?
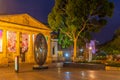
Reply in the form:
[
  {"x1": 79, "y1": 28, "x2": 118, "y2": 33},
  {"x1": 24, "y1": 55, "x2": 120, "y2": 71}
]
[{"x1": 73, "y1": 38, "x2": 77, "y2": 61}]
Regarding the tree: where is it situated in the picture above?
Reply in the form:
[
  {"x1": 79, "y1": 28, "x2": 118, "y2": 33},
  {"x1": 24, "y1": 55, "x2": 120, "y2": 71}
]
[
  {"x1": 48, "y1": 0, "x2": 114, "y2": 60},
  {"x1": 109, "y1": 28, "x2": 120, "y2": 52},
  {"x1": 100, "y1": 27, "x2": 120, "y2": 55},
  {"x1": 58, "y1": 33, "x2": 73, "y2": 48}
]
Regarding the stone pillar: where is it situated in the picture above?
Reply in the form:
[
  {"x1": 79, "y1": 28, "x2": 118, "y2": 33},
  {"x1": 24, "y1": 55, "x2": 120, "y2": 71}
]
[
  {"x1": 3, "y1": 30, "x2": 7, "y2": 58},
  {"x1": 51, "y1": 39, "x2": 58, "y2": 62},
  {"x1": 28, "y1": 34, "x2": 35, "y2": 63},
  {"x1": 2, "y1": 30, "x2": 8, "y2": 64},
  {"x1": 46, "y1": 34, "x2": 52, "y2": 64},
  {"x1": 16, "y1": 32, "x2": 20, "y2": 56}
]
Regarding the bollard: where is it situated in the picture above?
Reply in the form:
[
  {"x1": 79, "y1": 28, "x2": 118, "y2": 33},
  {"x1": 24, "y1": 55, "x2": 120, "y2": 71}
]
[{"x1": 15, "y1": 56, "x2": 19, "y2": 73}]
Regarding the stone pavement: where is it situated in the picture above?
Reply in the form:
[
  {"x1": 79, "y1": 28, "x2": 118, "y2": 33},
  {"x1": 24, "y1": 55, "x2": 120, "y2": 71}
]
[{"x1": 0, "y1": 63, "x2": 120, "y2": 80}]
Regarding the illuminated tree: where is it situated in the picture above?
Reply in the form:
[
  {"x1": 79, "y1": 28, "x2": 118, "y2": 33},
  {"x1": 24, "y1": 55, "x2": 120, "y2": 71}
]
[{"x1": 48, "y1": 0, "x2": 114, "y2": 60}]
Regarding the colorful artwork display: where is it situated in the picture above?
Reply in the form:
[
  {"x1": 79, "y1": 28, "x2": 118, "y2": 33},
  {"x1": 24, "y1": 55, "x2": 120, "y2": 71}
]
[
  {"x1": 0, "y1": 30, "x2": 2, "y2": 52},
  {"x1": 7, "y1": 31, "x2": 16, "y2": 52},
  {"x1": 21, "y1": 33, "x2": 29, "y2": 53}
]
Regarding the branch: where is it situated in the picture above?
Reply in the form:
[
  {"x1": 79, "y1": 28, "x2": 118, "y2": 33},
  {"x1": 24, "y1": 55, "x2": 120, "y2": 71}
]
[
  {"x1": 76, "y1": 18, "x2": 88, "y2": 40},
  {"x1": 59, "y1": 28, "x2": 73, "y2": 39},
  {"x1": 87, "y1": 23, "x2": 96, "y2": 26},
  {"x1": 76, "y1": 10, "x2": 94, "y2": 39},
  {"x1": 72, "y1": 27, "x2": 76, "y2": 39}
]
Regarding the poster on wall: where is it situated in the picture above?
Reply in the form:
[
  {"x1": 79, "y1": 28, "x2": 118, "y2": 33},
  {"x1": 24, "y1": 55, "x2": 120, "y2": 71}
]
[
  {"x1": 21, "y1": 33, "x2": 29, "y2": 53},
  {"x1": 20, "y1": 33, "x2": 29, "y2": 62},
  {"x1": 7, "y1": 31, "x2": 16, "y2": 52},
  {"x1": 0, "y1": 30, "x2": 2, "y2": 52}
]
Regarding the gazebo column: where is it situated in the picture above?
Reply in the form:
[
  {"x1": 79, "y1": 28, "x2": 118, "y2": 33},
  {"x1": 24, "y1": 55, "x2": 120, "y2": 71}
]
[{"x1": 46, "y1": 34, "x2": 52, "y2": 64}]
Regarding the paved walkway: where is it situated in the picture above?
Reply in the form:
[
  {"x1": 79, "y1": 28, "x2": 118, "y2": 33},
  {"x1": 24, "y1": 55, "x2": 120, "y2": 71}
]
[{"x1": 0, "y1": 63, "x2": 120, "y2": 80}]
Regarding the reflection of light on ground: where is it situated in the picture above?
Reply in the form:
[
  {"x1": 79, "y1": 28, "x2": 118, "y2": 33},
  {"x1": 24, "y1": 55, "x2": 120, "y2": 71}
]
[
  {"x1": 65, "y1": 72, "x2": 70, "y2": 80},
  {"x1": 80, "y1": 71, "x2": 96, "y2": 79},
  {"x1": 80, "y1": 71, "x2": 88, "y2": 79},
  {"x1": 81, "y1": 71, "x2": 85, "y2": 77},
  {"x1": 57, "y1": 68, "x2": 61, "y2": 74},
  {"x1": 89, "y1": 71, "x2": 95, "y2": 79}
]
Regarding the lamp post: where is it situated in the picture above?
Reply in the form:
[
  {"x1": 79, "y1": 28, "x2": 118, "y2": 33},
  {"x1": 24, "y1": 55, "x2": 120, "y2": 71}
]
[{"x1": 88, "y1": 46, "x2": 92, "y2": 62}]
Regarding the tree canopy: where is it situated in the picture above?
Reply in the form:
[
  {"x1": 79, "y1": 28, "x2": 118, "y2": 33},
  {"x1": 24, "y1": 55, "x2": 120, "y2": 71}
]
[
  {"x1": 48, "y1": 0, "x2": 114, "y2": 60},
  {"x1": 100, "y1": 27, "x2": 120, "y2": 55}
]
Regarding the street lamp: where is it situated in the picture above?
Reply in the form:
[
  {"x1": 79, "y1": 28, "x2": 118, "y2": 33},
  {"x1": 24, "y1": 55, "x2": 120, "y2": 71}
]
[{"x1": 88, "y1": 46, "x2": 92, "y2": 62}]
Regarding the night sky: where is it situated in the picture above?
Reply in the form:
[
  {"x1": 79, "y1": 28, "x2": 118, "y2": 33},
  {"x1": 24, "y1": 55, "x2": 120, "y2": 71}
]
[
  {"x1": 0, "y1": 0, "x2": 120, "y2": 44},
  {"x1": 92, "y1": 0, "x2": 120, "y2": 44}
]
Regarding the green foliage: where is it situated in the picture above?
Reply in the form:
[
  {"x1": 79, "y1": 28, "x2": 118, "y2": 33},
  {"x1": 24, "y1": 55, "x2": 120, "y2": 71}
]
[
  {"x1": 75, "y1": 60, "x2": 103, "y2": 64},
  {"x1": 106, "y1": 61, "x2": 120, "y2": 67},
  {"x1": 96, "y1": 51, "x2": 107, "y2": 56},
  {"x1": 93, "y1": 56, "x2": 106, "y2": 60},
  {"x1": 58, "y1": 33, "x2": 73, "y2": 48},
  {"x1": 110, "y1": 28, "x2": 120, "y2": 52}
]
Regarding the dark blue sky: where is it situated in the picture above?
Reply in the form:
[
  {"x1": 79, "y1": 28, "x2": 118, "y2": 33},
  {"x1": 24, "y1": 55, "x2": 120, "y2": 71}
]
[
  {"x1": 0, "y1": 0, "x2": 120, "y2": 44},
  {"x1": 0, "y1": 0, "x2": 54, "y2": 23},
  {"x1": 92, "y1": 0, "x2": 120, "y2": 44}
]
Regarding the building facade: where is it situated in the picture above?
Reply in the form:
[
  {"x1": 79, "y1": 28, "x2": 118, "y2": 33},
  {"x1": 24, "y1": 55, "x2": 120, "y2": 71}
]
[{"x1": 0, "y1": 13, "x2": 52, "y2": 64}]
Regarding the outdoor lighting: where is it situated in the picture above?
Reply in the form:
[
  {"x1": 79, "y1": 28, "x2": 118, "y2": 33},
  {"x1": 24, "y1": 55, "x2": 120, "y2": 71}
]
[
  {"x1": 65, "y1": 53, "x2": 69, "y2": 57},
  {"x1": 64, "y1": 52, "x2": 72, "y2": 62},
  {"x1": 80, "y1": 48, "x2": 83, "y2": 52},
  {"x1": 89, "y1": 46, "x2": 92, "y2": 50}
]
